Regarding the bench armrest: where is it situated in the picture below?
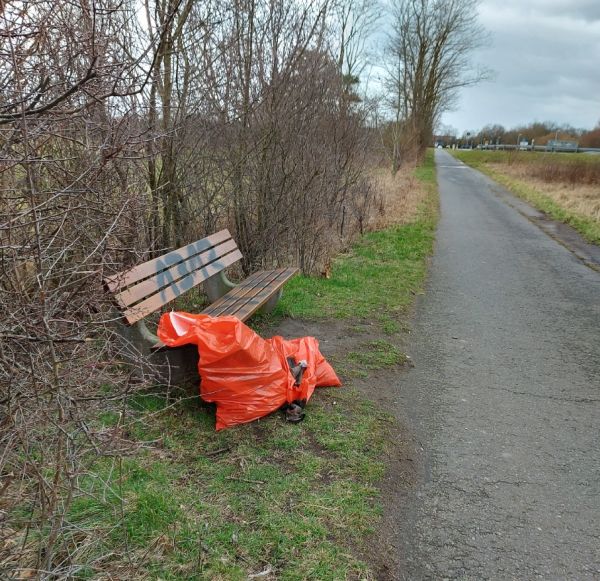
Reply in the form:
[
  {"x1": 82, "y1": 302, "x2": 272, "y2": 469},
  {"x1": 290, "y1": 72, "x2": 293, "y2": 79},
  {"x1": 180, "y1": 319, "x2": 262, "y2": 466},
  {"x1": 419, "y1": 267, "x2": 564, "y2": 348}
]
[
  {"x1": 136, "y1": 320, "x2": 163, "y2": 349},
  {"x1": 204, "y1": 270, "x2": 237, "y2": 303}
]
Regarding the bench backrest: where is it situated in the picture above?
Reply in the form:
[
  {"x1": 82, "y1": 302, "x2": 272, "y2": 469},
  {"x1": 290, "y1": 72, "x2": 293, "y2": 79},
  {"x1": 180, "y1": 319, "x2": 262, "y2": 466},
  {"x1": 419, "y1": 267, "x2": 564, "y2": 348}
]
[{"x1": 104, "y1": 229, "x2": 242, "y2": 324}]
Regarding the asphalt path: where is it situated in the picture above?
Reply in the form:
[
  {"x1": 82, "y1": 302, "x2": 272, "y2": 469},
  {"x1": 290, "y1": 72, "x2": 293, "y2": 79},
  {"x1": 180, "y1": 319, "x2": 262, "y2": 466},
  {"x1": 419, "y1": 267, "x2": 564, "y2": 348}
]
[{"x1": 394, "y1": 150, "x2": 600, "y2": 580}]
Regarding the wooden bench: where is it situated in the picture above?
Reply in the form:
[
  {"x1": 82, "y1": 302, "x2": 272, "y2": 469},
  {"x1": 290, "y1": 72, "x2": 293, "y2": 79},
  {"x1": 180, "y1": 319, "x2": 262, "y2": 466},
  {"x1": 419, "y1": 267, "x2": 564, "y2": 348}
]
[{"x1": 104, "y1": 229, "x2": 298, "y2": 379}]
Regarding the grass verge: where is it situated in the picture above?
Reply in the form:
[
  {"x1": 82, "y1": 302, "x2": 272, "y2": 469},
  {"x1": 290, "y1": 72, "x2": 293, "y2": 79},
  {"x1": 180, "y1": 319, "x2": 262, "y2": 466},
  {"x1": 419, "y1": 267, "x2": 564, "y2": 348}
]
[
  {"x1": 450, "y1": 150, "x2": 600, "y2": 245},
  {"x1": 64, "y1": 388, "x2": 388, "y2": 580},
  {"x1": 18, "y1": 153, "x2": 438, "y2": 580}
]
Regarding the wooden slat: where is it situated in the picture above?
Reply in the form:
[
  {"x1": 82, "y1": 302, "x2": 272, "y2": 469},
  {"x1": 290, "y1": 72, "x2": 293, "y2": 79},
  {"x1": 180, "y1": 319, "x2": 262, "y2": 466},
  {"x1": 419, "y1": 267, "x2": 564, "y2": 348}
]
[
  {"x1": 104, "y1": 229, "x2": 232, "y2": 293},
  {"x1": 201, "y1": 269, "x2": 282, "y2": 317},
  {"x1": 201, "y1": 269, "x2": 281, "y2": 317},
  {"x1": 122, "y1": 249, "x2": 243, "y2": 324},
  {"x1": 116, "y1": 239, "x2": 238, "y2": 307},
  {"x1": 230, "y1": 268, "x2": 298, "y2": 321},
  {"x1": 202, "y1": 267, "x2": 298, "y2": 321},
  {"x1": 227, "y1": 268, "x2": 298, "y2": 314}
]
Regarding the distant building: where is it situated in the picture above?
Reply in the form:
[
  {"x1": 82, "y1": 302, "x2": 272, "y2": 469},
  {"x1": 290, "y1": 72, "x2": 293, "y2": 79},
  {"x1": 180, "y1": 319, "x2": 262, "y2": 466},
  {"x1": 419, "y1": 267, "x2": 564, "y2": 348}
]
[{"x1": 546, "y1": 140, "x2": 578, "y2": 152}]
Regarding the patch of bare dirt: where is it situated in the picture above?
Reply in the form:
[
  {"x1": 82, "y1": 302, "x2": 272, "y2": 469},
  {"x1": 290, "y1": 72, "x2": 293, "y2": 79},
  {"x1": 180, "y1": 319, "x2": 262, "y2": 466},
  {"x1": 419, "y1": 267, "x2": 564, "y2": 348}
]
[{"x1": 274, "y1": 318, "x2": 383, "y2": 359}]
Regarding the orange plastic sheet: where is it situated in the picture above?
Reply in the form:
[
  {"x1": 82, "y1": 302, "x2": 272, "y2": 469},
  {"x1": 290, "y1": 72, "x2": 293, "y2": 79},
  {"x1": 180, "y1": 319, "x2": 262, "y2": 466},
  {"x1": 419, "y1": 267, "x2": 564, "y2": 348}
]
[{"x1": 157, "y1": 312, "x2": 341, "y2": 430}]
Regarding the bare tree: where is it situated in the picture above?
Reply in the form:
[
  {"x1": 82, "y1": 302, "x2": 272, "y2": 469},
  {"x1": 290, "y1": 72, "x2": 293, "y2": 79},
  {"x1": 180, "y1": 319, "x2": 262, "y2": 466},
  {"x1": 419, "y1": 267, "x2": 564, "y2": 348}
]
[
  {"x1": 385, "y1": 0, "x2": 489, "y2": 160},
  {"x1": 332, "y1": 0, "x2": 381, "y2": 91}
]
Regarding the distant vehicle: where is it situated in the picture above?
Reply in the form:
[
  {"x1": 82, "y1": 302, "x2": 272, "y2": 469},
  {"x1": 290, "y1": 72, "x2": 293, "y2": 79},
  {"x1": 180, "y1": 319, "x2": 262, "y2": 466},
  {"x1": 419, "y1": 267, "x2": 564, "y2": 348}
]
[
  {"x1": 519, "y1": 140, "x2": 529, "y2": 151},
  {"x1": 546, "y1": 140, "x2": 578, "y2": 152}
]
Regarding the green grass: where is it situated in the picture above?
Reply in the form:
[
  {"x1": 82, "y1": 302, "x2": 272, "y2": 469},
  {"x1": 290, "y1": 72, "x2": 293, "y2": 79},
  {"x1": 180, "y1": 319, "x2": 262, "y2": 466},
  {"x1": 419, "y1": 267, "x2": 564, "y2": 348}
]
[
  {"x1": 451, "y1": 150, "x2": 600, "y2": 245},
  {"x1": 329, "y1": 339, "x2": 409, "y2": 379},
  {"x1": 347, "y1": 340, "x2": 408, "y2": 371},
  {"x1": 450, "y1": 149, "x2": 600, "y2": 167},
  {"x1": 19, "y1": 153, "x2": 438, "y2": 579},
  {"x1": 59, "y1": 388, "x2": 389, "y2": 580}
]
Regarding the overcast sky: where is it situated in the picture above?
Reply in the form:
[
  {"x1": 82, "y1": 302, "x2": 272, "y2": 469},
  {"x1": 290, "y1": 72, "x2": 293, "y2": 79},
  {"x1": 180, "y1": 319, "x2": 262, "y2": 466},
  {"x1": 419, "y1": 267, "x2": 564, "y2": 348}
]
[{"x1": 440, "y1": 0, "x2": 600, "y2": 134}]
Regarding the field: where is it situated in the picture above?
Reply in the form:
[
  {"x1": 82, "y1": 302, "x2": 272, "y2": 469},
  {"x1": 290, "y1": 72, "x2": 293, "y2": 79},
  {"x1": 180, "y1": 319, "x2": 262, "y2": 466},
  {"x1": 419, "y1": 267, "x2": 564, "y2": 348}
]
[{"x1": 450, "y1": 150, "x2": 600, "y2": 244}]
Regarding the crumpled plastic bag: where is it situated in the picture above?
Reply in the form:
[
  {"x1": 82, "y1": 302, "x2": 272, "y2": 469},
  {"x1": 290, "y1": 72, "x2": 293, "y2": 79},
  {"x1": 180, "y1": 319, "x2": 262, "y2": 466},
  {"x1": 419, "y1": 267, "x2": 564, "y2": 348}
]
[{"x1": 157, "y1": 312, "x2": 341, "y2": 430}]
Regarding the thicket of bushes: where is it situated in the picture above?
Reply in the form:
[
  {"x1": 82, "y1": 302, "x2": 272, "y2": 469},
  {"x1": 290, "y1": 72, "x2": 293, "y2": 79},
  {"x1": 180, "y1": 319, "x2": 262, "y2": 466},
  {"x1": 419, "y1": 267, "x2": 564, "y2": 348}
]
[{"x1": 0, "y1": 1, "x2": 388, "y2": 576}]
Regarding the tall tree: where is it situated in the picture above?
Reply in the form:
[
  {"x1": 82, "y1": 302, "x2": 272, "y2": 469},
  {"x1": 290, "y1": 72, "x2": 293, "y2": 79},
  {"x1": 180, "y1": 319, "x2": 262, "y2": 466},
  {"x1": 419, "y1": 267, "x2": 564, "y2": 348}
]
[
  {"x1": 333, "y1": 0, "x2": 380, "y2": 95},
  {"x1": 386, "y1": 0, "x2": 489, "y2": 159}
]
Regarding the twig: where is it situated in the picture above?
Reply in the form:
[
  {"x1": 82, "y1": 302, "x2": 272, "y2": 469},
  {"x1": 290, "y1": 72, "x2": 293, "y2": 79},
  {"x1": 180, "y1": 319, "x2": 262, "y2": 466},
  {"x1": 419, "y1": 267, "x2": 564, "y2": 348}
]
[
  {"x1": 225, "y1": 476, "x2": 265, "y2": 485},
  {"x1": 205, "y1": 447, "x2": 230, "y2": 457},
  {"x1": 0, "y1": 333, "x2": 91, "y2": 343},
  {"x1": 248, "y1": 565, "x2": 274, "y2": 578}
]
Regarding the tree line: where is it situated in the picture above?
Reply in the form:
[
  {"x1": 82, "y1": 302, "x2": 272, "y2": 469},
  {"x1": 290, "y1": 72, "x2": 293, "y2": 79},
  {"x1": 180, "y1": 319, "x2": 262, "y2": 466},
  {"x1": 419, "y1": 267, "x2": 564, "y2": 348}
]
[{"x1": 438, "y1": 121, "x2": 600, "y2": 148}]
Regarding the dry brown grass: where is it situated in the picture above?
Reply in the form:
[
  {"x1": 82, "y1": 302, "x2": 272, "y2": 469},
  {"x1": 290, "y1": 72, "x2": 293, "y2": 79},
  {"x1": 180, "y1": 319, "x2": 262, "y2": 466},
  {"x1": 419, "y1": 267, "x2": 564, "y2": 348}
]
[
  {"x1": 531, "y1": 159, "x2": 600, "y2": 185},
  {"x1": 368, "y1": 163, "x2": 429, "y2": 230},
  {"x1": 490, "y1": 163, "x2": 600, "y2": 223}
]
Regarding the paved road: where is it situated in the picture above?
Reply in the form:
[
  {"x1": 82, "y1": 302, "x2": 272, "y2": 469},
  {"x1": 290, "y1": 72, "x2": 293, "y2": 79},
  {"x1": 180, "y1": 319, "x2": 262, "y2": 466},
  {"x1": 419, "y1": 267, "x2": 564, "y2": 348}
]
[{"x1": 394, "y1": 150, "x2": 600, "y2": 580}]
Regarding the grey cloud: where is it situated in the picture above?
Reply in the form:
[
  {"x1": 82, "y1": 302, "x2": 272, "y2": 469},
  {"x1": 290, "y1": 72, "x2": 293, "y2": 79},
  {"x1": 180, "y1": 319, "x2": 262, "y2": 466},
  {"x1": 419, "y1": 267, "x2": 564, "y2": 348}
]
[
  {"x1": 485, "y1": 0, "x2": 600, "y2": 22},
  {"x1": 529, "y1": 0, "x2": 600, "y2": 22},
  {"x1": 442, "y1": 0, "x2": 600, "y2": 132}
]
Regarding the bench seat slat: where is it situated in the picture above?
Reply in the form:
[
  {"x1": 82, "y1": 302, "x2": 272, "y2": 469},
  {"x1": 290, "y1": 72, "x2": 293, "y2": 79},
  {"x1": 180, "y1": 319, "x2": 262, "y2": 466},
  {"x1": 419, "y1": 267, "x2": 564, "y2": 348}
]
[
  {"x1": 201, "y1": 269, "x2": 282, "y2": 317},
  {"x1": 121, "y1": 249, "x2": 243, "y2": 324},
  {"x1": 229, "y1": 268, "x2": 298, "y2": 321},
  {"x1": 116, "y1": 239, "x2": 238, "y2": 308},
  {"x1": 105, "y1": 229, "x2": 232, "y2": 293},
  {"x1": 202, "y1": 267, "x2": 298, "y2": 321}
]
